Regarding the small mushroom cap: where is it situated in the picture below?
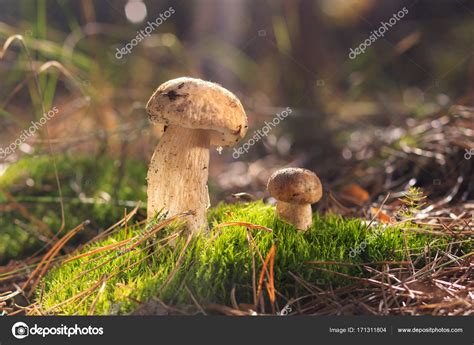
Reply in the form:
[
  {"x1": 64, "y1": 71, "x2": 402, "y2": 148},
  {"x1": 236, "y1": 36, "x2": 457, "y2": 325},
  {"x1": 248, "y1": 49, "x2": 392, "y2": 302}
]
[
  {"x1": 267, "y1": 168, "x2": 322, "y2": 204},
  {"x1": 146, "y1": 77, "x2": 248, "y2": 146}
]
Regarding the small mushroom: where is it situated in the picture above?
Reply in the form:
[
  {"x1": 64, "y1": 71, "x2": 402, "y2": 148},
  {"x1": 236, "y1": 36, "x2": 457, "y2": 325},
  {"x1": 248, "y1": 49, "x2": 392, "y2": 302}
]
[
  {"x1": 267, "y1": 168, "x2": 322, "y2": 230},
  {"x1": 146, "y1": 77, "x2": 248, "y2": 235}
]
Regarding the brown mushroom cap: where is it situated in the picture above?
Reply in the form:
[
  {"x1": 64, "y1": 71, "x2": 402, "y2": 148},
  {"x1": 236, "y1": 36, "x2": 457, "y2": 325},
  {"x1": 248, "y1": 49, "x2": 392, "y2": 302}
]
[
  {"x1": 146, "y1": 77, "x2": 248, "y2": 146},
  {"x1": 267, "y1": 168, "x2": 322, "y2": 204}
]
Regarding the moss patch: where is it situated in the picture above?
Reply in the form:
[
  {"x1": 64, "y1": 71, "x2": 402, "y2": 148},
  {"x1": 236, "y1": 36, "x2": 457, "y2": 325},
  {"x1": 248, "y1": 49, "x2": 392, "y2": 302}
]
[
  {"x1": 38, "y1": 201, "x2": 462, "y2": 315},
  {"x1": 0, "y1": 155, "x2": 147, "y2": 262}
]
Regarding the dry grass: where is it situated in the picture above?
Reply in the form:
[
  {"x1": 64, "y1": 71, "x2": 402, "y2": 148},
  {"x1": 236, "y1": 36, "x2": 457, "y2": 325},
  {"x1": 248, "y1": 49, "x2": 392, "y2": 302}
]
[{"x1": 212, "y1": 250, "x2": 473, "y2": 316}]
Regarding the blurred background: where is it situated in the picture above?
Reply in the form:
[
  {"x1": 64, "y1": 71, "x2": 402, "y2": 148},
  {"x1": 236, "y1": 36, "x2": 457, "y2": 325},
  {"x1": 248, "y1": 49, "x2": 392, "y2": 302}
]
[{"x1": 0, "y1": 0, "x2": 473, "y2": 261}]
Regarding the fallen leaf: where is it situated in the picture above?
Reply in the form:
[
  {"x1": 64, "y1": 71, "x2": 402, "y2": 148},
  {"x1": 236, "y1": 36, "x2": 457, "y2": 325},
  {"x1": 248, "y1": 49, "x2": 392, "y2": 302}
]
[
  {"x1": 371, "y1": 207, "x2": 393, "y2": 223},
  {"x1": 339, "y1": 183, "x2": 370, "y2": 205}
]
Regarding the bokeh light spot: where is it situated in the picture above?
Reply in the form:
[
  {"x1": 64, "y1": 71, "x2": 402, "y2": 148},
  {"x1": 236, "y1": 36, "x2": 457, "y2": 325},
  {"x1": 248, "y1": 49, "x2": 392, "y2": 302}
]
[{"x1": 125, "y1": 0, "x2": 147, "y2": 24}]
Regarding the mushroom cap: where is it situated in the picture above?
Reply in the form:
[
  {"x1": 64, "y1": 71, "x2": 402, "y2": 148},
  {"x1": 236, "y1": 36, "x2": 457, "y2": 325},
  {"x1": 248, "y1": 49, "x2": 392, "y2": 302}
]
[
  {"x1": 146, "y1": 77, "x2": 248, "y2": 146},
  {"x1": 267, "y1": 168, "x2": 322, "y2": 204}
]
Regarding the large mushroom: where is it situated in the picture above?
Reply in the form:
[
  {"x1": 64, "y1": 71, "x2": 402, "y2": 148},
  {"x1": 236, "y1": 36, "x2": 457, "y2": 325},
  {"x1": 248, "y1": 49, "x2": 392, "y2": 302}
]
[
  {"x1": 146, "y1": 77, "x2": 248, "y2": 235},
  {"x1": 267, "y1": 168, "x2": 322, "y2": 230}
]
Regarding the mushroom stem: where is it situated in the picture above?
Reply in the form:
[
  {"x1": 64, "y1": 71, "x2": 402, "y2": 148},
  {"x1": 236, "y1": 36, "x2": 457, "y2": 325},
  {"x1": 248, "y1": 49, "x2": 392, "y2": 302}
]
[
  {"x1": 147, "y1": 125, "x2": 210, "y2": 235},
  {"x1": 276, "y1": 201, "x2": 312, "y2": 230}
]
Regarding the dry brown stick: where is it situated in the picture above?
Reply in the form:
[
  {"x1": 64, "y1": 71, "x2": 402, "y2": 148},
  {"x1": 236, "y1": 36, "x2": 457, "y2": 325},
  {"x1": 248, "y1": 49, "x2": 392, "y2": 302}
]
[
  {"x1": 212, "y1": 221, "x2": 273, "y2": 233},
  {"x1": 386, "y1": 265, "x2": 403, "y2": 313},
  {"x1": 365, "y1": 193, "x2": 391, "y2": 230},
  {"x1": 230, "y1": 286, "x2": 239, "y2": 310},
  {"x1": 23, "y1": 221, "x2": 86, "y2": 296},
  {"x1": 185, "y1": 285, "x2": 207, "y2": 315},
  {"x1": 312, "y1": 266, "x2": 425, "y2": 295},
  {"x1": 306, "y1": 260, "x2": 411, "y2": 266},
  {"x1": 290, "y1": 272, "x2": 346, "y2": 311},
  {"x1": 255, "y1": 243, "x2": 276, "y2": 313},
  {"x1": 63, "y1": 238, "x2": 133, "y2": 264},
  {"x1": 267, "y1": 244, "x2": 276, "y2": 314},
  {"x1": 44, "y1": 275, "x2": 107, "y2": 314},
  {"x1": 246, "y1": 231, "x2": 273, "y2": 303},
  {"x1": 87, "y1": 275, "x2": 108, "y2": 315},
  {"x1": 206, "y1": 303, "x2": 251, "y2": 316},
  {"x1": 65, "y1": 210, "x2": 190, "y2": 264},
  {"x1": 0, "y1": 290, "x2": 20, "y2": 302},
  {"x1": 246, "y1": 231, "x2": 257, "y2": 306},
  {"x1": 159, "y1": 232, "x2": 194, "y2": 293},
  {"x1": 88, "y1": 203, "x2": 141, "y2": 243}
]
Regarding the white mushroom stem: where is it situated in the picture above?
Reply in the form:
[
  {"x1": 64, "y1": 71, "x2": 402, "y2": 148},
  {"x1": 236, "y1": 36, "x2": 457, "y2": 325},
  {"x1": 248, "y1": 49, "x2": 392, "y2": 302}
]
[
  {"x1": 147, "y1": 125, "x2": 210, "y2": 235},
  {"x1": 276, "y1": 201, "x2": 312, "y2": 230}
]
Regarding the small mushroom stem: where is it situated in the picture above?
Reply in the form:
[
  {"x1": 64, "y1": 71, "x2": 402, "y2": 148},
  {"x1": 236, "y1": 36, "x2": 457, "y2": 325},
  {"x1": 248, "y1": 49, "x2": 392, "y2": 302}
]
[
  {"x1": 147, "y1": 125, "x2": 210, "y2": 235},
  {"x1": 276, "y1": 201, "x2": 312, "y2": 230}
]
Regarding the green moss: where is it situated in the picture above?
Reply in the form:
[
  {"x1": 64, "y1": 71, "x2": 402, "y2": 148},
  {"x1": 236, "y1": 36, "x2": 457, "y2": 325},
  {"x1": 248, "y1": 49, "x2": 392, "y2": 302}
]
[
  {"x1": 0, "y1": 155, "x2": 147, "y2": 262},
  {"x1": 39, "y1": 201, "x2": 467, "y2": 315}
]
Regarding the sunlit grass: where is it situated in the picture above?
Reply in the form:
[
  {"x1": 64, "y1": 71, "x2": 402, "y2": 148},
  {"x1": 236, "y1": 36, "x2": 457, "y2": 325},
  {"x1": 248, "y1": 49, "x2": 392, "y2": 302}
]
[{"x1": 38, "y1": 201, "x2": 455, "y2": 315}]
